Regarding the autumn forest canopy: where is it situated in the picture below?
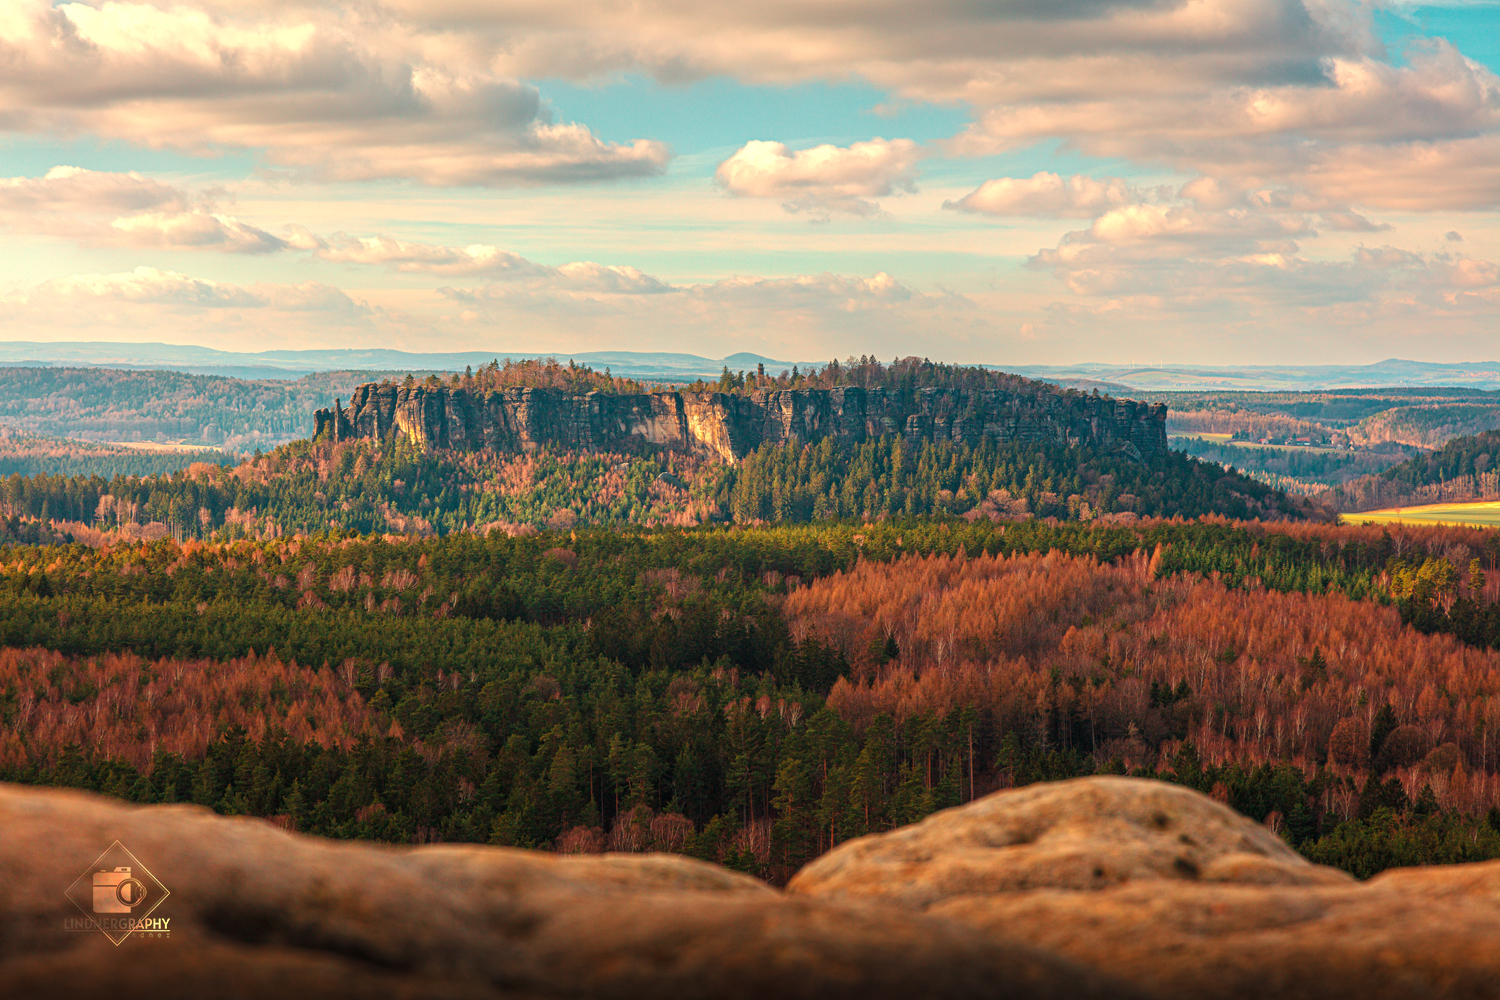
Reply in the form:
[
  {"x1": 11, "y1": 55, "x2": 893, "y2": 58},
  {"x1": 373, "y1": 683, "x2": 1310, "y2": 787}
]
[{"x1": 4, "y1": 357, "x2": 1500, "y2": 882}]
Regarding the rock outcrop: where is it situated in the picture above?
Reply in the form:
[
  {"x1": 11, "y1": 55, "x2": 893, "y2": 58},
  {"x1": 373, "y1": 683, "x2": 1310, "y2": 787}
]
[
  {"x1": 790, "y1": 776, "x2": 1500, "y2": 1000},
  {"x1": 313, "y1": 383, "x2": 1168, "y2": 462},
  {"x1": 11, "y1": 775, "x2": 1499, "y2": 1000},
  {"x1": 0, "y1": 783, "x2": 1138, "y2": 1000}
]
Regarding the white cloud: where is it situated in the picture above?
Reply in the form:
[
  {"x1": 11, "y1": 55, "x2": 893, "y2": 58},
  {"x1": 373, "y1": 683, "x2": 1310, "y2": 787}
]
[
  {"x1": 0, "y1": 0, "x2": 669, "y2": 186},
  {"x1": 437, "y1": 265, "x2": 971, "y2": 354},
  {"x1": 316, "y1": 236, "x2": 538, "y2": 276},
  {"x1": 0, "y1": 165, "x2": 185, "y2": 216},
  {"x1": 0, "y1": 166, "x2": 286, "y2": 252},
  {"x1": 1025, "y1": 186, "x2": 1500, "y2": 316},
  {"x1": 715, "y1": 139, "x2": 923, "y2": 218},
  {"x1": 9, "y1": 266, "x2": 365, "y2": 312},
  {"x1": 25, "y1": 267, "x2": 264, "y2": 308},
  {"x1": 3, "y1": 1, "x2": 1496, "y2": 211},
  {"x1": 108, "y1": 212, "x2": 288, "y2": 253},
  {"x1": 0, "y1": 258, "x2": 970, "y2": 360},
  {"x1": 0, "y1": 266, "x2": 386, "y2": 350},
  {"x1": 945, "y1": 172, "x2": 1137, "y2": 217},
  {"x1": 951, "y1": 40, "x2": 1500, "y2": 210}
]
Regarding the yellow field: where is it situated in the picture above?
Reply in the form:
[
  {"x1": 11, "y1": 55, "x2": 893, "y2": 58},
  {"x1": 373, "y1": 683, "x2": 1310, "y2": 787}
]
[
  {"x1": 1342, "y1": 500, "x2": 1500, "y2": 529},
  {"x1": 96, "y1": 440, "x2": 225, "y2": 454}
]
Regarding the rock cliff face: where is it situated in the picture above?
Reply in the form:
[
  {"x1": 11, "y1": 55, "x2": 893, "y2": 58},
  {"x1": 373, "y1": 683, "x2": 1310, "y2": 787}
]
[
  {"x1": 8, "y1": 776, "x2": 1500, "y2": 1000},
  {"x1": 314, "y1": 383, "x2": 1168, "y2": 462}
]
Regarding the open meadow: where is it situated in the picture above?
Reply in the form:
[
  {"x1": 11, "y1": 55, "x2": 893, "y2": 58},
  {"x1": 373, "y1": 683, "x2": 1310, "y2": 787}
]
[{"x1": 1343, "y1": 501, "x2": 1500, "y2": 529}]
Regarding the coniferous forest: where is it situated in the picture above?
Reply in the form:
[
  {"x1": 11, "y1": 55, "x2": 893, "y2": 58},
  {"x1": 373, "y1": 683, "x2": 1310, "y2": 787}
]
[{"x1": 3, "y1": 361, "x2": 1500, "y2": 884}]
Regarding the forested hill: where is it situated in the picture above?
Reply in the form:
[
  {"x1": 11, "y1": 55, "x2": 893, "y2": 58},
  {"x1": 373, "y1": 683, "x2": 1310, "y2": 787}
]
[
  {"x1": 1318, "y1": 429, "x2": 1500, "y2": 512},
  {"x1": 0, "y1": 356, "x2": 1311, "y2": 539},
  {"x1": 0, "y1": 367, "x2": 419, "y2": 452},
  {"x1": 0, "y1": 428, "x2": 1308, "y2": 543},
  {"x1": 1378, "y1": 429, "x2": 1500, "y2": 490}
]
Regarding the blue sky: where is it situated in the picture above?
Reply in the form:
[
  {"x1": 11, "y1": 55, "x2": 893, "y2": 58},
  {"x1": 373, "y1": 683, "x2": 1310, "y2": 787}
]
[{"x1": 0, "y1": 0, "x2": 1498, "y2": 366}]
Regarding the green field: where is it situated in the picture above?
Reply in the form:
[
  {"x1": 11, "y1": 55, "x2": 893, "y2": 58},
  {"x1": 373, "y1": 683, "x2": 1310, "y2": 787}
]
[
  {"x1": 1342, "y1": 500, "x2": 1500, "y2": 528},
  {"x1": 1170, "y1": 433, "x2": 1345, "y2": 456}
]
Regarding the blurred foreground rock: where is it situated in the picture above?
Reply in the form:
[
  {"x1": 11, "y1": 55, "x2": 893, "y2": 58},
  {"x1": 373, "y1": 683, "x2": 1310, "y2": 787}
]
[
  {"x1": 0, "y1": 783, "x2": 1135, "y2": 1000},
  {"x1": 790, "y1": 776, "x2": 1500, "y2": 999},
  {"x1": 9, "y1": 776, "x2": 1500, "y2": 1000}
]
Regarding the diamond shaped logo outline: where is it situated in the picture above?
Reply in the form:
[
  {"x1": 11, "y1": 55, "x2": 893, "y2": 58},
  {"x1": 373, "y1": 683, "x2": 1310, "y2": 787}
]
[{"x1": 64, "y1": 840, "x2": 171, "y2": 946}]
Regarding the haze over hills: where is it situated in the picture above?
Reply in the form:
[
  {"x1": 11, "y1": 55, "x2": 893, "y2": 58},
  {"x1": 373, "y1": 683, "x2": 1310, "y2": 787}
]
[
  {"x1": 7, "y1": 342, "x2": 1500, "y2": 392},
  {"x1": 0, "y1": 342, "x2": 805, "y2": 383},
  {"x1": 1006, "y1": 360, "x2": 1500, "y2": 392}
]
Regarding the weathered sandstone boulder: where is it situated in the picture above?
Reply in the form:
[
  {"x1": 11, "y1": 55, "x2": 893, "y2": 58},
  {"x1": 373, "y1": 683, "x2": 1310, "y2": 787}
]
[
  {"x1": 0, "y1": 783, "x2": 1140, "y2": 1000},
  {"x1": 789, "y1": 776, "x2": 1500, "y2": 1000}
]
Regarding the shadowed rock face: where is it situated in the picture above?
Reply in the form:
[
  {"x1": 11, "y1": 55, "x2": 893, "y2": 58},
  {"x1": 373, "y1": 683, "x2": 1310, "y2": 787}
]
[
  {"x1": 313, "y1": 384, "x2": 1168, "y2": 462},
  {"x1": 789, "y1": 776, "x2": 1500, "y2": 1000},
  {"x1": 0, "y1": 783, "x2": 1140, "y2": 1000}
]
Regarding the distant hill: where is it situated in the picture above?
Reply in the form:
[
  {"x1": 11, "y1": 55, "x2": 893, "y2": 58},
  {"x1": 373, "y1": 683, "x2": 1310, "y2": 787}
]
[
  {"x1": 0, "y1": 342, "x2": 808, "y2": 383},
  {"x1": 0, "y1": 367, "x2": 399, "y2": 452},
  {"x1": 1003, "y1": 360, "x2": 1500, "y2": 392},
  {"x1": 7, "y1": 343, "x2": 1499, "y2": 392}
]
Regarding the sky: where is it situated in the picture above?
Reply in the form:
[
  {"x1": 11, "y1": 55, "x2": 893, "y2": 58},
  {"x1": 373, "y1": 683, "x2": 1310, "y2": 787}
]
[{"x1": 0, "y1": 0, "x2": 1498, "y2": 366}]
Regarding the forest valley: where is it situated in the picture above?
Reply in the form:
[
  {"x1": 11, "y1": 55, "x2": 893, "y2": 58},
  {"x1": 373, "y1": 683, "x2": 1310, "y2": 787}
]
[{"x1": 4, "y1": 516, "x2": 1500, "y2": 882}]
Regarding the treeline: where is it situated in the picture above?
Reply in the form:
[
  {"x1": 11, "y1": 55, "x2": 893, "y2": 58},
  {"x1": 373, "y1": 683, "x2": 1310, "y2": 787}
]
[
  {"x1": 0, "y1": 433, "x2": 234, "y2": 479},
  {"x1": 1165, "y1": 438, "x2": 1410, "y2": 492},
  {"x1": 1320, "y1": 429, "x2": 1500, "y2": 512},
  {"x1": 412, "y1": 358, "x2": 657, "y2": 396},
  {"x1": 4, "y1": 519, "x2": 1500, "y2": 878},
  {"x1": 694, "y1": 355, "x2": 1061, "y2": 398},
  {"x1": 0, "y1": 427, "x2": 1309, "y2": 539},
  {"x1": 719, "y1": 435, "x2": 1305, "y2": 524},
  {"x1": 0, "y1": 366, "x2": 386, "y2": 452},
  {"x1": 1351, "y1": 404, "x2": 1500, "y2": 449},
  {"x1": 1153, "y1": 387, "x2": 1500, "y2": 436},
  {"x1": 1378, "y1": 429, "x2": 1500, "y2": 491},
  {"x1": 1167, "y1": 410, "x2": 1333, "y2": 445}
]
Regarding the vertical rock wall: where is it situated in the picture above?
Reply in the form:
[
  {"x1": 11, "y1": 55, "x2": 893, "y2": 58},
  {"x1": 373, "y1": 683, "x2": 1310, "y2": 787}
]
[{"x1": 314, "y1": 383, "x2": 1168, "y2": 461}]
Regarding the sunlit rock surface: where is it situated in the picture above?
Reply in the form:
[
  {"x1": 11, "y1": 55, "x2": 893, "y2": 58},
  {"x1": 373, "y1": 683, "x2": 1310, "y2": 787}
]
[
  {"x1": 0, "y1": 783, "x2": 1138, "y2": 1000},
  {"x1": 790, "y1": 776, "x2": 1500, "y2": 1000},
  {"x1": 314, "y1": 384, "x2": 1168, "y2": 462}
]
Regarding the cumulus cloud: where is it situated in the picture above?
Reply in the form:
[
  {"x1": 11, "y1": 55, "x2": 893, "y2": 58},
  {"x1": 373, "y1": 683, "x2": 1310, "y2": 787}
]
[
  {"x1": 715, "y1": 139, "x2": 923, "y2": 218},
  {"x1": 4, "y1": 1, "x2": 1497, "y2": 209},
  {"x1": 0, "y1": 257, "x2": 969, "y2": 360},
  {"x1": 445, "y1": 263, "x2": 931, "y2": 307},
  {"x1": 10, "y1": 266, "x2": 365, "y2": 312},
  {"x1": 316, "y1": 236, "x2": 539, "y2": 276},
  {"x1": 0, "y1": 165, "x2": 186, "y2": 216},
  {"x1": 944, "y1": 172, "x2": 1137, "y2": 217},
  {"x1": 0, "y1": 0, "x2": 668, "y2": 186},
  {"x1": 439, "y1": 266, "x2": 970, "y2": 349},
  {"x1": 953, "y1": 40, "x2": 1500, "y2": 210},
  {"x1": 0, "y1": 266, "x2": 386, "y2": 349},
  {"x1": 1025, "y1": 185, "x2": 1500, "y2": 316},
  {"x1": 0, "y1": 166, "x2": 286, "y2": 252}
]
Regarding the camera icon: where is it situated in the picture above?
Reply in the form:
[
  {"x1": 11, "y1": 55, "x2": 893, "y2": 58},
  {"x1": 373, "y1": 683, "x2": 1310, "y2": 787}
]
[{"x1": 92, "y1": 866, "x2": 147, "y2": 914}]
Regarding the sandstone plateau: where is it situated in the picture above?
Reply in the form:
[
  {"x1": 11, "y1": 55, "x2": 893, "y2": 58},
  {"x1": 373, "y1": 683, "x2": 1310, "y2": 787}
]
[
  {"x1": 313, "y1": 383, "x2": 1168, "y2": 463},
  {"x1": 6, "y1": 776, "x2": 1499, "y2": 999}
]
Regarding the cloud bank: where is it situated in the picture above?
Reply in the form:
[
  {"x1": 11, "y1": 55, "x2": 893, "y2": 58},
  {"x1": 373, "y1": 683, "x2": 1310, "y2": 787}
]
[{"x1": 0, "y1": 0, "x2": 669, "y2": 186}]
